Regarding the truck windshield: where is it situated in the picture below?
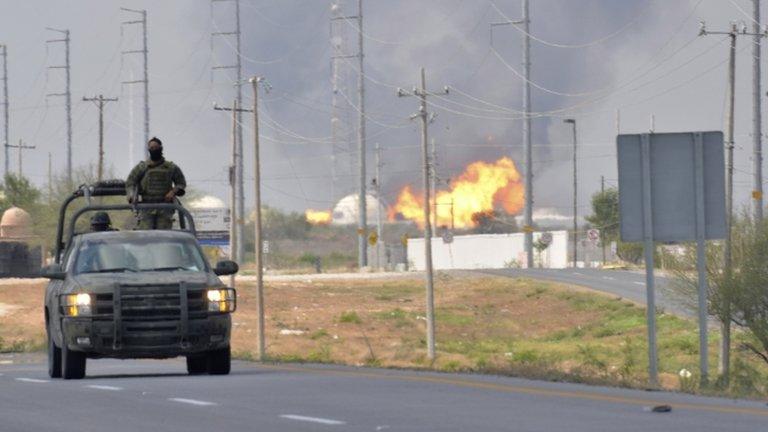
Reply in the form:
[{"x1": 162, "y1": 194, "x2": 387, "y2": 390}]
[{"x1": 74, "y1": 236, "x2": 207, "y2": 274}]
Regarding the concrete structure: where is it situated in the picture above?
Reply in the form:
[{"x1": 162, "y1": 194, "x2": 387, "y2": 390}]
[
  {"x1": 408, "y1": 231, "x2": 568, "y2": 270},
  {"x1": 0, "y1": 206, "x2": 41, "y2": 277},
  {"x1": 189, "y1": 195, "x2": 226, "y2": 210},
  {"x1": 0, "y1": 206, "x2": 32, "y2": 238}
]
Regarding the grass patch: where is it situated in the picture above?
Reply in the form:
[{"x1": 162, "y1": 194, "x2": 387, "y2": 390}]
[
  {"x1": 310, "y1": 329, "x2": 330, "y2": 340},
  {"x1": 338, "y1": 311, "x2": 362, "y2": 324}
]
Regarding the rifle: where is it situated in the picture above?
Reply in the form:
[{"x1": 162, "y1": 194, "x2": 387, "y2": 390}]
[{"x1": 129, "y1": 162, "x2": 148, "y2": 221}]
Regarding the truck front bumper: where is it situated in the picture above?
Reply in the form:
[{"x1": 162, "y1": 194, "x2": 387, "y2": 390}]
[{"x1": 62, "y1": 314, "x2": 231, "y2": 359}]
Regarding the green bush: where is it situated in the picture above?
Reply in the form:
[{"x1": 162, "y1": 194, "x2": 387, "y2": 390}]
[{"x1": 339, "y1": 311, "x2": 362, "y2": 324}]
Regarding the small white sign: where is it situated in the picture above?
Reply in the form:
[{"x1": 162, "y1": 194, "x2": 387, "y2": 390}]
[
  {"x1": 188, "y1": 207, "x2": 230, "y2": 246},
  {"x1": 539, "y1": 232, "x2": 553, "y2": 246}
]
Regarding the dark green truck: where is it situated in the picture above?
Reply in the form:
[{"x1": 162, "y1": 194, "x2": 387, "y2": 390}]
[{"x1": 41, "y1": 181, "x2": 238, "y2": 379}]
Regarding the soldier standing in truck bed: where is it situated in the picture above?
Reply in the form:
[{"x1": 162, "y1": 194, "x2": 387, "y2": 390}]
[{"x1": 126, "y1": 137, "x2": 187, "y2": 229}]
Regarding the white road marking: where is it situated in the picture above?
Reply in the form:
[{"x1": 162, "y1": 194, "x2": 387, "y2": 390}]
[
  {"x1": 0, "y1": 360, "x2": 13, "y2": 365},
  {"x1": 86, "y1": 385, "x2": 122, "y2": 391},
  {"x1": 602, "y1": 276, "x2": 615, "y2": 281},
  {"x1": 168, "y1": 398, "x2": 217, "y2": 406},
  {"x1": 573, "y1": 272, "x2": 585, "y2": 276},
  {"x1": 280, "y1": 414, "x2": 347, "y2": 426},
  {"x1": 633, "y1": 282, "x2": 645, "y2": 286},
  {"x1": 15, "y1": 378, "x2": 49, "y2": 383}
]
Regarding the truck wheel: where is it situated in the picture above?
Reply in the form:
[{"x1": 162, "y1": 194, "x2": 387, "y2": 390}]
[
  {"x1": 47, "y1": 326, "x2": 62, "y2": 379},
  {"x1": 61, "y1": 330, "x2": 86, "y2": 380},
  {"x1": 186, "y1": 355, "x2": 208, "y2": 375},
  {"x1": 207, "y1": 346, "x2": 230, "y2": 375}
]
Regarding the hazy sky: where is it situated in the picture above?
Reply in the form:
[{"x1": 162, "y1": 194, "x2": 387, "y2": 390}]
[{"x1": 0, "y1": 0, "x2": 764, "y2": 216}]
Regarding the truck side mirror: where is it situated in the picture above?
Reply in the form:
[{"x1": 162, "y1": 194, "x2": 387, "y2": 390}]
[
  {"x1": 41, "y1": 264, "x2": 66, "y2": 280},
  {"x1": 214, "y1": 260, "x2": 239, "y2": 276}
]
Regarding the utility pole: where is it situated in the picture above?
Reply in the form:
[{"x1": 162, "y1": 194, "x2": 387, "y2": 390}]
[
  {"x1": 121, "y1": 8, "x2": 150, "y2": 161},
  {"x1": 228, "y1": 101, "x2": 237, "y2": 289},
  {"x1": 698, "y1": 21, "x2": 766, "y2": 381},
  {"x1": 754, "y1": 0, "x2": 764, "y2": 221},
  {"x1": 397, "y1": 68, "x2": 449, "y2": 361},
  {"x1": 330, "y1": 0, "x2": 367, "y2": 268},
  {"x1": 45, "y1": 28, "x2": 72, "y2": 186},
  {"x1": 83, "y1": 95, "x2": 118, "y2": 182},
  {"x1": 565, "y1": 119, "x2": 577, "y2": 268},
  {"x1": 213, "y1": 99, "x2": 253, "y2": 278},
  {"x1": 48, "y1": 152, "x2": 53, "y2": 202},
  {"x1": 7, "y1": 139, "x2": 35, "y2": 177},
  {"x1": 1, "y1": 44, "x2": 8, "y2": 178},
  {"x1": 249, "y1": 76, "x2": 266, "y2": 360},
  {"x1": 330, "y1": 0, "x2": 351, "y2": 203},
  {"x1": 601, "y1": 175, "x2": 606, "y2": 265},
  {"x1": 356, "y1": 0, "x2": 367, "y2": 269},
  {"x1": 490, "y1": 0, "x2": 533, "y2": 268},
  {"x1": 374, "y1": 142, "x2": 383, "y2": 270},
  {"x1": 431, "y1": 138, "x2": 438, "y2": 230},
  {"x1": 211, "y1": 0, "x2": 245, "y2": 264}
]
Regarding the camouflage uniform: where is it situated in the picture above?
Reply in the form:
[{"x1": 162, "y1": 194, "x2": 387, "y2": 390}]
[{"x1": 126, "y1": 159, "x2": 187, "y2": 230}]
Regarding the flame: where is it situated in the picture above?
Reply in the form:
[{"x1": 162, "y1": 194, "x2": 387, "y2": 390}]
[
  {"x1": 305, "y1": 209, "x2": 332, "y2": 225},
  {"x1": 388, "y1": 157, "x2": 524, "y2": 228}
]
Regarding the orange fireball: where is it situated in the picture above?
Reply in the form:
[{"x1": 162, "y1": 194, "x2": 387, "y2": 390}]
[
  {"x1": 305, "y1": 209, "x2": 332, "y2": 225},
  {"x1": 389, "y1": 157, "x2": 524, "y2": 228}
]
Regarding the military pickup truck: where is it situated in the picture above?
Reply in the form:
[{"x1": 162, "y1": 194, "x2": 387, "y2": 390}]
[{"x1": 41, "y1": 181, "x2": 238, "y2": 379}]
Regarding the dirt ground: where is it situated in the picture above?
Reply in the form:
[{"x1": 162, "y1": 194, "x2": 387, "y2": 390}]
[{"x1": 1, "y1": 274, "x2": 765, "y2": 395}]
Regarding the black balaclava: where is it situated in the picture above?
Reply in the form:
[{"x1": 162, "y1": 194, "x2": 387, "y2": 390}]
[{"x1": 148, "y1": 137, "x2": 163, "y2": 162}]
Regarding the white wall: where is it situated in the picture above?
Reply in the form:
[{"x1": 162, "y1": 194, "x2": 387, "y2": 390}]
[{"x1": 408, "y1": 231, "x2": 568, "y2": 270}]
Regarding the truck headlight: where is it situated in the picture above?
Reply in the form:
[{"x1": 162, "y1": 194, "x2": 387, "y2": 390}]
[
  {"x1": 62, "y1": 293, "x2": 92, "y2": 317},
  {"x1": 207, "y1": 288, "x2": 236, "y2": 312}
]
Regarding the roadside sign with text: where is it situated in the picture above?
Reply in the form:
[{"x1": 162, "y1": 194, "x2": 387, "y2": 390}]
[{"x1": 188, "y1": 207, "x2": 230, "y2": 246}]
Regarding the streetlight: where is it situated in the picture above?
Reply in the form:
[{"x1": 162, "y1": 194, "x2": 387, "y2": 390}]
[{"x1": 564, "y1": 119, "x2": 577, "y2": 268}]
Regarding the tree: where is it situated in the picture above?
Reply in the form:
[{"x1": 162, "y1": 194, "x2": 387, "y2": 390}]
[
  {"x1": 585, "y1": 188, "x2": 642, "y2": 263},
  {"x1": 667, "y1": 215, "x2": 768, "y2": 387},
  {"x1": 470, "y1": 210, "x2": 509, "y2": 234},
  {"x1": 728, "y1": 219, "x2": 768, "y2": 366},
  {"x1": 262, "y1": 206, "x2": 310, "y2": 240},
  {"x1": 585, "y1": 188, "x2": 619, "y2": 240},
  {"x1": 0, "y1": 174, "x2": 41, "y2": 211}
]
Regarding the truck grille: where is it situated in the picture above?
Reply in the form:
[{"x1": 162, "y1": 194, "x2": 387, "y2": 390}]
[
  {"x1": 121, "y1": 285, "x2": 182, "y2": 320},
  {"x1": 92, "y1": 286, "x2": 206, "y2": 319},
  {"x1": 98, "y1": 283, "x2": 209, "y2": 348}
]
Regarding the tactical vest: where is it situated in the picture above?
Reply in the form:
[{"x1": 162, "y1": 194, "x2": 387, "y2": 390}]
[{"x1": 140, "y1": 161, "x2": 176, "y2": 200}]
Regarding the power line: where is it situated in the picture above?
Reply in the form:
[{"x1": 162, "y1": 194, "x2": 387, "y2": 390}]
[
  {"x1": 489, "y1": 0, "x2": 649, "y2": 49},
  {"x1": 1, "y1": 44, "x2": 8, "y2": 177},
  {"x1": 82, "y1": 95, "x2": 118, "y2": 182},
  {"x1": 211, "y1": 0, "x2": 245, "y2": 263},
  {"x1": 396, "y1": 67, "x2": 450, "y2": 361},
  {"x1": 121, "y1": 7, "x2": 150, "y2": 162},
  {"x1": 45, "y1": 27, "x2": 72, "y2": 185}
]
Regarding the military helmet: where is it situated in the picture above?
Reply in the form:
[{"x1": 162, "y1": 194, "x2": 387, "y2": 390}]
[{"x1": 90, "y1": 211, "x2": 112, "y2": 230}]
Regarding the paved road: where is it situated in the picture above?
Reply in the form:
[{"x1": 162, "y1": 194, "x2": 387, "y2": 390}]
[
  {"x1": 479, "y1": 268, "x2": 689, "y2": 316},
  {"x1": 0, "y1": 357, "x2": 765, "y2": 431}
]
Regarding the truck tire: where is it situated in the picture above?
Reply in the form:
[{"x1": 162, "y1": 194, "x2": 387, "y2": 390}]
[
  {"x1": 207, "y1": 346, "x2": 230, "y2": 375},
  {"x1": 47, "y1": 326, "x2": 62, "y2": 379},
  {"x1": 61, "y1": 330, "x2": 86, "y2": 380},
  {"x1": 186, "y1": 355, "x2": 208, "y2": 375}
]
